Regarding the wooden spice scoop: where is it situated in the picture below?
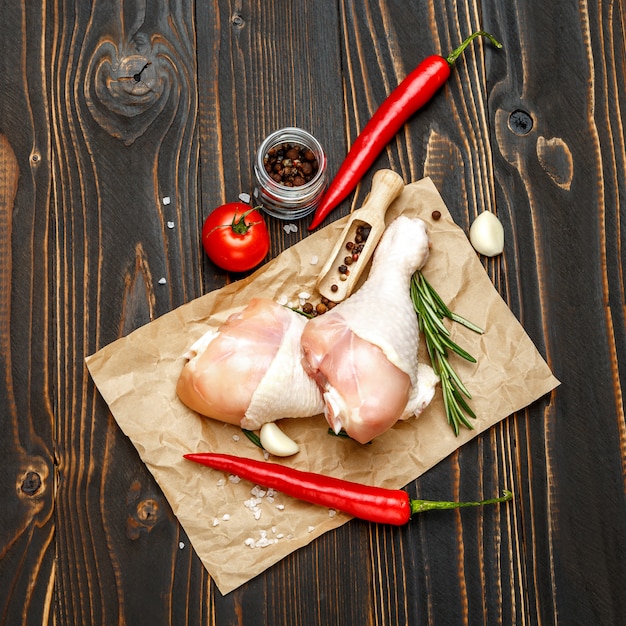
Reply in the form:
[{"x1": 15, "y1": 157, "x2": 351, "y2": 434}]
[{"x1": 316, "y1": 169, "x2": 405, "y2": 302}]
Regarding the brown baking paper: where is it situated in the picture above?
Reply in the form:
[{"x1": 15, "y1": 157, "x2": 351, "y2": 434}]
[{"x1": 86, "y1": 177, "x2": 559, "y2": 594}]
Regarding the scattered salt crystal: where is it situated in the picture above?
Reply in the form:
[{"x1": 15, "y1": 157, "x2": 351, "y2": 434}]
[
  {"x1": 254, "y1": 509, "x2": 262, "y2": 520},
  {"x1": 328, "y1": 509, "x2": 337, "y2": 517},
  {"x1": 212, "y1": 518, "x2": 220, "y2": 526},
  {"x1": 276, "y1": 504, "x2": 285, "y2": 510},
  {"x1": 244, "y1": 497, "x2": 262, "y2": 511},
  {"x1": 307, "y1": 526, "x2": 315, "y2": 533},
  {"x1": 179, "y1": 541, "x2": 185, "y2": 549},
  {"x1": 216, "y1": 478, "x2": 225, "y2": 487},
  {"x1": 263, "y1": 451, "x2": 270, "y2": 460},
  {"x1": 251, "y1": 485, "x2": 266, "y2": 498},
  {"x1": 162, "y1": 196, "x2": 171, "y2": 205},
  {"x1": 276, "y1": 533, "x2": 284, "y2": 539},
  {"x1": 276, "y1": 294, "x2": 288, "y2": 306},
  {"x1": 271, "y1": 526, "x2": 277, "y2": 534},
  {"x1": 310, "y1": 255, "x2": 319, "y2": 265},
  {"x1": 232, "y1": 434, "x2": 240, "y2": 442},
  {"x1": 239, "y1": 192, "x2": 251, "y2": 203},
  {"x1": 244, "y1": 530, "x2": 279, "y2": 549},
  {"x1": 158, "y1": 277, "x2": 167, "y2": 285},
  {"x1": 222, "y1": 514, "x2": 231, "y2": 521},
  {"x1": 298, "y1": 291, "x2": 311, "y2": 300},
  {"x1": 167, "y1": 221, "x2": 175, "y2": 229},
  {"x1": 228, "y1": 474, "x2": 241, "y2": 484},
  {"x1": 283, "y1": 223, "x2": 298, "y2": 234}
]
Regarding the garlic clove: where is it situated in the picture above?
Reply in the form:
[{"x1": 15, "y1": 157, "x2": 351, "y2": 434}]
[
  {"x1": 259, "y1": 422, "x2": 300, "y2": 457},
  {"x1": 469, "y1": 211, "x2": 504, "y2": 257}
]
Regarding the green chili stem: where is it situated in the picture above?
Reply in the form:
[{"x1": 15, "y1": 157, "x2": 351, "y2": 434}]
[
  {"x1": 410, "y1": 489, "x2": 513, "y2": 515},
  {"x1": 446, "y1": 31, "x2": 503, "y2": 66}
]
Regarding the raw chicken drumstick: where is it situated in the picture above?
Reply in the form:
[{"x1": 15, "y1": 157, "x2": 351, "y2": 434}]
[
  {"x1": 177, "y1": 298, "x2": 325, "y2": 429},
  {"x1": 301, "y1": 216, "x2": 439, "y2": 443}
]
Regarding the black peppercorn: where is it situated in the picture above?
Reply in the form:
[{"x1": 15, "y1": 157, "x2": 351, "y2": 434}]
[{"x1": 263, "y1": 142, "x2": 319, "y2": 187}]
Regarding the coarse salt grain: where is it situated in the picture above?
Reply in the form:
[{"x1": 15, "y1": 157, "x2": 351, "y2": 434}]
[
  {"x1": 307, "y1": 526, "x2": 315, "y2": 533},
  {"x1": 167, "y1": 221, "x2": 175, "y2": 229},
  {"x1": 276, "y1": 295, "x2": 288, "y2": 306},
  {"x1": 216, "y1": 478, "x2": 225, "y2": 487},
  {"x1": 276, "y1": 504, "x2": 285, "y2": 510},
  {"x1": 310, "y1": 255, "x2": 319, "y2": 265},
  {"x1": 298, "y1": 291, "x2": 311, "y2": 300},
  {"x1": 251, "y1": 485, "x2": 266, "y2": 498},
  {"x1": 283, "y1": 223, "x2": 298, "y2": 234},
  {"x1": 328, "y1": 509, "x2": 337, "y2": 517},
  {"x1": 243, "y1": 530, "x2": 279, "y2": 549},
  {"x1": 212, "y1": 518, "x2": 220, "y2": 526},
  {"x1": 158, "y1": 277, "x2": 167, "y2": 285},
  {"x1": 244, "y1": 497, "x2": 262, "y2": 511},
  {"x1": 179, "y1": 542, "x2": 185, "y2": 549},
  {"x1": 232, "y1": 434, "x2": 240, "y2": 442},
  {"x1": 228, "y1": 474, "x2": 241, "y2": 483},
  {"x1": 239, "y1": 192, "x2": 251, "y2": 203},
  {"x1": 222, "y1": 514, "x2": 231, "y2": 521},
  {"x1": 162, "y1": 196, "x2": 171, "y2": 205}
]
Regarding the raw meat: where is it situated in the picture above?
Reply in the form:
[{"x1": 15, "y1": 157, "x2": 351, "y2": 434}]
[
  {"x1": 301, "y1": 216, "x2": 437, "y2": 443},
  {"x1": 177, "y1": 298, "x2": 324, "y2": 429}
]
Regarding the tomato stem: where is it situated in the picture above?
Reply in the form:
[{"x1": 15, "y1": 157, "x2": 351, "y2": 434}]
[{"x1": 230, "y1": 207, "x2": 262, "y2": 234}]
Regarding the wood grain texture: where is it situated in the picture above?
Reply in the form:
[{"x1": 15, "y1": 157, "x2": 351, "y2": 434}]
[{"x1": 0, "y1": 0, "x2": 624, "y2": 624}]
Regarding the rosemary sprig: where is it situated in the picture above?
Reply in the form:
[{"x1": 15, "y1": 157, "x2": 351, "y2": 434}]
[
  {"x1": 410, "y1": 271, "x2": 483, "y2": 435},
  {"x1": 242, "y1": 429, "x2": 263, "y2": 448}
]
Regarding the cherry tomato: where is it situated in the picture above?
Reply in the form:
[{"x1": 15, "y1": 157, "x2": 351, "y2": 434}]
[{"x1": 202, "y1": 202, "x2": 270, "y2": 272}]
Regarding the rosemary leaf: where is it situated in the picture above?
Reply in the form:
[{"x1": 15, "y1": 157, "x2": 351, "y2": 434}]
[
  {"x1": 242, "y1": 429, "x2": 263, "y2": 449},
  {"x1": 411, "y1": 271, "x2": 483, "y2": 435}
]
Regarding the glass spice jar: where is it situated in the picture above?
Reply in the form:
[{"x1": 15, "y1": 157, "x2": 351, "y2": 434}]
[{"x1": 253, "y1": 127, "x2": 327, "y2": 219}]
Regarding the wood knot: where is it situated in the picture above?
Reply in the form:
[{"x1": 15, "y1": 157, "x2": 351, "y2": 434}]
[
  {"x1": 508, "y1": 109, "x2": 533, "y2": 136},
  {"x1": 126, "y1": 480, "x2": 164, "y2": 539},
  {"x1": 85, "y1": 33, "x2": 175, "y2": 145},
  {"x1": 16, "y1": 458, "x2": 49, "y2": 501},
  {"x1": 536, "y1": 136, "x2": 573, "y2": 190},
  {"x1": 20, "y1": 471, "x2": 42, "y2": 496},
  {"x1": 231, "y1": 12, "x2": 245, "y2": 28}
]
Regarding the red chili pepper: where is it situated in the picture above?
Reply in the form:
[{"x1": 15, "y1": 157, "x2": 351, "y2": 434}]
[
  {"x1": 308, "y1": 31, "x2": 502, "y2": 230},
  {"x1": 184, "y1": 452, "x2": 512, "y2": 526}
]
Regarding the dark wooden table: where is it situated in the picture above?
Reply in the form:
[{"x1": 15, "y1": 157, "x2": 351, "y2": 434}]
[{"x1": 1, "y1": 1, "x2": 625, "y2": 624}]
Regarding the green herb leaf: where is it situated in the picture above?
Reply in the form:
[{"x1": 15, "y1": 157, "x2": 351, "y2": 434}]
[
  {"x1": 242, "y1": 429, "x2": 263, "y2": 448},
  {"x1": 411, "y1": 271, "x2": 483, "y2": 435}
]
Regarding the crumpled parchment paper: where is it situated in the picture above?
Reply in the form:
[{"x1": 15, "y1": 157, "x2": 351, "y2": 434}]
[{"x1": 86, "y1": 177, "x2": 560, "y2": 594}]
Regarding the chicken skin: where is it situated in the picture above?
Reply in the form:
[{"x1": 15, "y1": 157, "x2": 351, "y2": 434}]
[
  {"x1": 177, "y1": 298, "x2": 324, "y2": 429},
  {"x1": 301, "y1": 216, "x2": 437, "y2": 443}
]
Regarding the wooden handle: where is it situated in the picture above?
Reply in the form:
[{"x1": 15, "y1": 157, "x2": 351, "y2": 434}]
[{"x1": 316, "y1": 169, "x2": 404, "y2": 302}]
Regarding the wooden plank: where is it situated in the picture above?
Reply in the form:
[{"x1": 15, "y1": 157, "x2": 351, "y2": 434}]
[
  {"x1": 0, "y1": 2, "x2": 56, "y2": 623},
  {"x1": 46, "y1": 1, "x2": 206, "y2": 622}
]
